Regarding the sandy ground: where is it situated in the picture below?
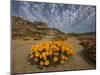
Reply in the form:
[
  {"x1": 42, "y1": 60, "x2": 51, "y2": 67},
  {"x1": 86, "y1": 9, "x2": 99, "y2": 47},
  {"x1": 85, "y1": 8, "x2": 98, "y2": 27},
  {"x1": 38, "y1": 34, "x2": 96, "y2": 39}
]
[{"x1": 11, "y1": 37, "x2": 96, "y2": 74}]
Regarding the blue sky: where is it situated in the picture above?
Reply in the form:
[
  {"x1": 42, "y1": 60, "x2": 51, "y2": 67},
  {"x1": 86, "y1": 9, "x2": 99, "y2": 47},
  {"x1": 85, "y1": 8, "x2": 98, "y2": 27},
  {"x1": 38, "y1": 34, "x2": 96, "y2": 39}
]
[{"x1": 11, "y1": 1, "x2": 96, "y2": 33}]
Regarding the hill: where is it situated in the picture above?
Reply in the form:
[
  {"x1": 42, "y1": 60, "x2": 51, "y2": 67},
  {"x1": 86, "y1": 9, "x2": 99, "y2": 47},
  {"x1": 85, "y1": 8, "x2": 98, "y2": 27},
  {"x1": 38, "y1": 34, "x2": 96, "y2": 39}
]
[{"x1": 12, "y1": 16, "x2": 65, "y2": 39}]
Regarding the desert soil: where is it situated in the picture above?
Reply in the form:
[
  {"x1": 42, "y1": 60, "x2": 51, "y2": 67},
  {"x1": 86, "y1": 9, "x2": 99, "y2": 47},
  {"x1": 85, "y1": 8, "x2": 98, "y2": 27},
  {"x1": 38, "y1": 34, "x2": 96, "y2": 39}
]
[{"x1": 11, "y1": 37, "x2": 96, "y2": 74}]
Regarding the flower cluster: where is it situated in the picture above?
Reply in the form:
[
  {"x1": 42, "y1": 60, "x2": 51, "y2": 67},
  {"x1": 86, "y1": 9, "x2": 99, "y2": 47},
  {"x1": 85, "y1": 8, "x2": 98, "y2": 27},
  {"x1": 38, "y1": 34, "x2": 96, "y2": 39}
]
[{"x1": 29, "y1": 40, "x2": 76, "y2": 66}]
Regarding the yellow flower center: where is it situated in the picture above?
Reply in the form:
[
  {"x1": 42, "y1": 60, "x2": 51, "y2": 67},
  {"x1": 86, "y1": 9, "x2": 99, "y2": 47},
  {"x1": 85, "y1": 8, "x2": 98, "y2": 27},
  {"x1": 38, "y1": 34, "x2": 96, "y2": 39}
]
[
  {"x1": 45, "y1": 60, "x2": 50, "y2": 66},
  {"x1": 40, "y1": 61, "x2": 44, "y2": 66},
  {"x1": 54, "y1": 57, "x2": 58, "y2": 62}
]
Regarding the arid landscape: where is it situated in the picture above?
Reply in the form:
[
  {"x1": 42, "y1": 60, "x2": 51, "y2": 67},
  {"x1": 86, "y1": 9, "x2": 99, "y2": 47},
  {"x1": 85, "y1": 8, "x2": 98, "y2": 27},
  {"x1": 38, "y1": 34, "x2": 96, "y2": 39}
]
[{"x1": 11, "y1": 16, "x2": 96, "y2": 74}]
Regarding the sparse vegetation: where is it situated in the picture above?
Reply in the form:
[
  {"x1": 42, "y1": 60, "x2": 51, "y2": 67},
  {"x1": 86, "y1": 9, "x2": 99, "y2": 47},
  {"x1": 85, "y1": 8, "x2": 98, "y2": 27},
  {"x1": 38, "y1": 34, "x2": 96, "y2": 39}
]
[
  {"x1": 67, "y1": 33, "x2": 81, "y2": 36},
  {"x1": 23, "y1": 37, "x2": 30, "y2": 41},
  {"x1": 79, "y1": 37, "x2": 96, "y2": 63}
]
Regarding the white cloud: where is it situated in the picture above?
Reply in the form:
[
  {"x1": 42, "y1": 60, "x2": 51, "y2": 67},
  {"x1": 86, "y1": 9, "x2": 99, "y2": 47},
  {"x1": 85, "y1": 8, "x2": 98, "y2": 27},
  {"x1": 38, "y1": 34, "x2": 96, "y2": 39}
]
[{"x1": 14, "y1": 2, "x2": 96, "y2": 33}]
